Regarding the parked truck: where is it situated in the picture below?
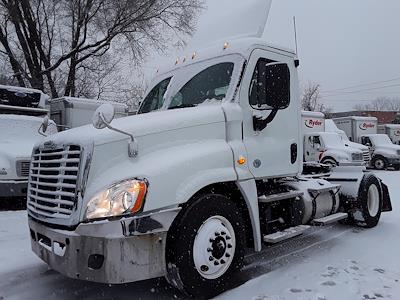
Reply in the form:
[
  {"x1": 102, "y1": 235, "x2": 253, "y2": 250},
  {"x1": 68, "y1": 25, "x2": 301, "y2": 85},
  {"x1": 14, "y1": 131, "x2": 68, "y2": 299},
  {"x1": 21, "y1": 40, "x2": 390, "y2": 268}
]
[
  {"x1": 325, "y1": 119, "x2": 371, "y2": 165},
  {"x1": 334, "y1": 116, "x2": 400, "y2": 170},
  {"x1": 27, "y1": 38, "x2": 392, "y2": 298},
  {"x1": 50, "y1": 97, "x2": 129, "y2": 131},
  {"x1": 302, "y1": 111, "x2": 365, "y2": 166},
  {"x1": 378, "y1": 124, "x2": 400, "y2": 145},
  {"x1": 0, "y1": 85, "x2": 56, "y2": 200}
]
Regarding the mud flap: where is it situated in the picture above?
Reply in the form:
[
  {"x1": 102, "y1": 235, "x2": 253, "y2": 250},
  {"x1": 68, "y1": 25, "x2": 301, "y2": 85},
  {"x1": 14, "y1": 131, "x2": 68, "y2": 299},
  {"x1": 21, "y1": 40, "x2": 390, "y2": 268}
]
[{"x1": 381, "y1": 181, "x2": 392, "y2": 212}]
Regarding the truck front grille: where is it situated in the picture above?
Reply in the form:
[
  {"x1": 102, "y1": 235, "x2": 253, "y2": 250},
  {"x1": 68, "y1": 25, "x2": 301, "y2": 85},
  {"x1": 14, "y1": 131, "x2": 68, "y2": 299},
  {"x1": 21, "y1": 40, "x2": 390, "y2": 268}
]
[
  {"x1": 362, "y1": 150, "x2": 371, "y2": 164},
  {"x1": 16, "y1": 160, "x2": 30, "y2": 177},
  {"x1": 27, "y1": 145, "x2": 81, "y2": 219}
]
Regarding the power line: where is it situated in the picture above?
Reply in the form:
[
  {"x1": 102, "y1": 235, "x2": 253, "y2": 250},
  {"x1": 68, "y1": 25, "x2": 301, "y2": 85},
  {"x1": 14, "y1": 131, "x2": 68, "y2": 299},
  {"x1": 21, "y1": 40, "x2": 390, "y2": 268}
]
[
  {"x1": 322, "y1": 76, "x2": 400, "y2": 93},
  {"x1": 321, "y1": 83, "x2": 400, "y2": 97}
]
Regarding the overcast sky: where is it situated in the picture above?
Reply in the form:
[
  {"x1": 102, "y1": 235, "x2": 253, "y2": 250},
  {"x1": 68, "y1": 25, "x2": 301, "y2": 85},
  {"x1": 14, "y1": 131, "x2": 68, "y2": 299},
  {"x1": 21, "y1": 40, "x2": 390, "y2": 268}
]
[{"x1": 145, "y1": 0, "x2": 400, "y2": 112}]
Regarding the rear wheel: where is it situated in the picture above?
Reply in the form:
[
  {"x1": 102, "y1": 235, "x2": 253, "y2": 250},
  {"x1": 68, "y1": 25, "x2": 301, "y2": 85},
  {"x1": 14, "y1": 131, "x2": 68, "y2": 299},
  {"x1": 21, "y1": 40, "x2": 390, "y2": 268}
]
[
  {"x1": 372, "y1": 156, "x2": 387, "y2": 170},
  {"x1": 166, "y1": 193, "x2": 245, "y2": 298}
]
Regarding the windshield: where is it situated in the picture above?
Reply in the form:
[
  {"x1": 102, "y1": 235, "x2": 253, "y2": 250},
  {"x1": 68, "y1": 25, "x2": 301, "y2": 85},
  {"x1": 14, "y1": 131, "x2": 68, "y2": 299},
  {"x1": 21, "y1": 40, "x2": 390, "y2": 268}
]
[
  {"x1": 371, "y1": 134, "x2": 393, "y2": 145},
  {"x1": 321, "y1": 133, "x2": 345, "y2": 148},
  {"x1": 169, "y1": 62, "x2": 234, "y2": 109},
  {"x1": 138, "y1": 78, "x2": 171, "y2": 114}
]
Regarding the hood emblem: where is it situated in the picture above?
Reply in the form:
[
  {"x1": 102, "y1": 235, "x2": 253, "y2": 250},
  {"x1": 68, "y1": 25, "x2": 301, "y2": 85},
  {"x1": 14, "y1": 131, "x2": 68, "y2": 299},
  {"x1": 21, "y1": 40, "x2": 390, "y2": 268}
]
[
  {"x1": 0, "y1": 168, "x2": 7, "y2": 175},
  {"x1": 43, "y1": 140, "x2": 57, "y2": 150}
]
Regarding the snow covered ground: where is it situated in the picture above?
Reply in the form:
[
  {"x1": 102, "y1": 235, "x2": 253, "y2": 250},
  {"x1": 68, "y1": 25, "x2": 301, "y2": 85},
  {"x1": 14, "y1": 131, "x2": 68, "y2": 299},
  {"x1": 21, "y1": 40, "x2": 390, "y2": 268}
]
[{"x1": 0, "y1": 171, "x2": 399, "y2": 300}]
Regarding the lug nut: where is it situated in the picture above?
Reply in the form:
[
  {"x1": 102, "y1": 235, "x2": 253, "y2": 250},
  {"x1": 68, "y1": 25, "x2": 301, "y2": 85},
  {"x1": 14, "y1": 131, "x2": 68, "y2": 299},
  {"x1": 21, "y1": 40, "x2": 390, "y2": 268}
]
[
  {"x1": 209, "y1": 256, "x2": 214, "y2": 261},
  {"x1": 220, "y1": 259, "x2": 226, "y2": 264},
  {"x1": 215, "y1": 232, "x2": 220, "y2": 236},
  {"x1": 209, "y1": 238, "x2": 214, "y2": 243},
  {"x1": 207, "y1": 247, "x2": 212, "y2": 252},
  {"x1": 221, "y1": 231, "x2": 226, "y2": 235},
  {"x1": 214, "y1": 261, "x2": 220, "y2": 266},
  {"x1": 201, "y1": 265, "x2": 209, "y2": 272}
]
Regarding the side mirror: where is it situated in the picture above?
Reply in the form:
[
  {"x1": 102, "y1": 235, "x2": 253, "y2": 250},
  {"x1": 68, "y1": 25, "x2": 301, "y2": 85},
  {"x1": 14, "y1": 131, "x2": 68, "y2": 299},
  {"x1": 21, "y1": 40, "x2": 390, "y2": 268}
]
[
  {"x1": 250, "y1": 62, "x2": 291, "y2": 111},
  {"x1": 92, "y1": 104, "x2": 115, "y2": 129}
]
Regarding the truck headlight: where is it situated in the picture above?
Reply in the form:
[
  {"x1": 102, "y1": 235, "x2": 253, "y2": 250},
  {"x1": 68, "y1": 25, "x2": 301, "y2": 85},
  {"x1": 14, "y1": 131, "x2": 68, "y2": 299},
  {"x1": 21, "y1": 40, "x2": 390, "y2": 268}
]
[
  {"x1": 85, "y1": 179, "x2": 147, "y2": 220},
  {"x1": 352, "y1": 153, "x2": 363, "y2": 161}
]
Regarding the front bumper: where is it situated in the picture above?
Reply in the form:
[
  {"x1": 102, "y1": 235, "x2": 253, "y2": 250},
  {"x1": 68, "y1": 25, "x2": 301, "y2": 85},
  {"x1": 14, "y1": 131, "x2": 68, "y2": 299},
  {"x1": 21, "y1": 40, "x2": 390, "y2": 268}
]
[
  {"x1": 29, "y1": 207, "x2": 180, "y2": 284},
  {"x1": 0, "y1": 180, "x2": 28, "y2": 197}
]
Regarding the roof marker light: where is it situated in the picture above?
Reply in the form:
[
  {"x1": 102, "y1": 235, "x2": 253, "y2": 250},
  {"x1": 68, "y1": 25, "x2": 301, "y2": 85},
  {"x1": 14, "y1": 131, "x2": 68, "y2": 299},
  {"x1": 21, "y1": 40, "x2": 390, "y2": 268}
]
[
  {"x1": 192, "y1": 52, "x2": 197, "y2": 59},
  {"x1": 175, "y1": 58, "x2": 179, "y2": 65},
  {"x1": 223, "y1": 42, "x2": 229, "y2": 50}
]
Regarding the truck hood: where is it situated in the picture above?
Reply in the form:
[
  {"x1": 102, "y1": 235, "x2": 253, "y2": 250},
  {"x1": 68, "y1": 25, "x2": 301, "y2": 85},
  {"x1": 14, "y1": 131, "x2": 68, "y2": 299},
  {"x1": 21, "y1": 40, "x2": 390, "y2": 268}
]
[
  {"x1": 0, "y1": 139, "x2": 39, "y2": 159},
  {"x1": 376, "y1": 144, "x2": 400, "y2": 153},
  {"x1": 38, "y1": 105, "x2": 227, "y2": 148},
  {"x1": 344, "y1": 141, "x2": 368, "y2": 151}
]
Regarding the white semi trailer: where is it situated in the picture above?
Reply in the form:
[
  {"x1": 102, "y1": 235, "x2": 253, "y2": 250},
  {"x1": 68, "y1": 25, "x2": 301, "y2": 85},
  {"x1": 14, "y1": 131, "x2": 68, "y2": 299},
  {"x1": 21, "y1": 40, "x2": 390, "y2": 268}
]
[
  {"x1": 378, "y1": 124, "x2": 400, "y2": 145},
  {"x1": 302, "y1": 111, "x2": 365, "y2": 166},
  {"x1": 27, "y1": 38, "x2": 392, "y2": 298},
  {"x1": 334, "y1": 116, "x2": 400, "y2": 170},
  {"x1": 50, "y1": 97, "x2": 129, "y2": 131}
]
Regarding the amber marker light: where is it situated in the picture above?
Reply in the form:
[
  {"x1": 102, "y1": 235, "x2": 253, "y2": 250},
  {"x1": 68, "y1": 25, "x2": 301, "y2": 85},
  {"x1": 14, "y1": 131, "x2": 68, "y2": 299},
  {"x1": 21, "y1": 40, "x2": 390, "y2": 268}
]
[
  {"x1": 129, "y1": 181, "x2": 148, "y2": 213},
  {"x1": 237, "y1": 156, "x2": 246, "y2": 165}
]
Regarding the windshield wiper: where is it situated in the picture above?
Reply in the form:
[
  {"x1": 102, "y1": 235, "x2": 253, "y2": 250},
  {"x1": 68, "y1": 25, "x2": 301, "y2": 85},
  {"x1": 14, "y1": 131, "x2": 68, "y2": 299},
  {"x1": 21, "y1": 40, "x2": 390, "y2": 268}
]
[{"x1": 168, "y1": 104, "x2": 196, "y2": 110}]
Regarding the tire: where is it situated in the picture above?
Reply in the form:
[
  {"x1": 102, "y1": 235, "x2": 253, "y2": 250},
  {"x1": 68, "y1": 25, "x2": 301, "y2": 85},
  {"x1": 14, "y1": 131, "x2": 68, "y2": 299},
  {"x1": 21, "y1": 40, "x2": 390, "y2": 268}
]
[
  {"x1": 165, "y1": 193, "x2": 246, "y2": 298},
  {"x1": 351, "y1": 174, "x2": 383, "y2": 228},
  {"x1": 321, "y1": 157, "x2": 338, "y2": 167},
  {"x1": 371, "y1": 156, "x2": 387, "y2": 170}
]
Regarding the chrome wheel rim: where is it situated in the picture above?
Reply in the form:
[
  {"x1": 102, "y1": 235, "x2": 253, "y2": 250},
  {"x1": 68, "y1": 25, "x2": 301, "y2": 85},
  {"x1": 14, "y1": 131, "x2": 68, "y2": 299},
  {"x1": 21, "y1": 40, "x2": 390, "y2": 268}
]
[{"x1": 367, "y1": 184, "x2": 380, "y2": 217}]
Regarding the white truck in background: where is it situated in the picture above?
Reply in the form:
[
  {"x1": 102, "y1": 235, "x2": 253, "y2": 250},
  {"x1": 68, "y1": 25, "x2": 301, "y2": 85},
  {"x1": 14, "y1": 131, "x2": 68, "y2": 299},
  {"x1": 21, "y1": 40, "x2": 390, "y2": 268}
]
[
  {"x1": 378, "y1": 124, "x2": 400, "y2": 145},
  {"x1": 334, "y1": 116, "x2": 400, "y2": 170},
  {"x1": 50, "y1": 97, "x2": 129, "y2": 131},
  {"x1": 325, "y1": 119, "x2": 371, "y2": 165},
  {"x1": 302, "y1": 111, "x2": 365, "y2": 166},
  {"x1": 0, "y1": 85, "x2": 56, "y2": 200},
  {"x1": 27, "y1": 38, "x2": 392, "y2": 298}
]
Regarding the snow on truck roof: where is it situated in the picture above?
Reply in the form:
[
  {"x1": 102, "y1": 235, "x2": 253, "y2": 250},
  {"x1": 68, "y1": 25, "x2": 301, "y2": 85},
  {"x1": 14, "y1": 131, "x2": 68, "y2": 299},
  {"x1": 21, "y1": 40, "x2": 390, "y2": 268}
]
[
  {"x1": 155, "y1": 37, "x2": 297, "y2": 79},
  {"x1": 334, "y1": 116, "x2": 378, "y2": 122},
  {"x1": 50, "y1": 96, "x2": 128, "y2": 108},
  {"x1": 301, "y1": 111, "x2": 325, "y2": 118},
  {"x1": 0, "y1": 84, "x2": 49, "y2": 98}
]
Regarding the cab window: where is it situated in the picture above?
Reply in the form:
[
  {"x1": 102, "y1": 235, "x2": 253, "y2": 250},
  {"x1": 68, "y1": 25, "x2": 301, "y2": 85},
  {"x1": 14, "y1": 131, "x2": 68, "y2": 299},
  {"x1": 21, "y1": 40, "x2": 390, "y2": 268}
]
[
  {"x1": 138, "y1": 78, "x2": 171, "y2": 114},
  {"x1": 361, "y1": 137, "x2": 372, "y2": 146},
  {"x1": 169, "y1": 63, "x2": 234, "y2": 109}
]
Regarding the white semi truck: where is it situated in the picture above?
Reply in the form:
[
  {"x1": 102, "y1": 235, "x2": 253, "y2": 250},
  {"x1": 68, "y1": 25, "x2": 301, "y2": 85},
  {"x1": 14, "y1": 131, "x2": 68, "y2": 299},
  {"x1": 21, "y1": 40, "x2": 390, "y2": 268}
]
[
  {"x1": 334, "y1": 116, "x2": 400, "y2": 170},
  {"x1": 50, "y1": 97, "x2": 129, "y2": 131},
  {"x1": 0, "y1": 85, "x2": 56, "y2": 199},
  {"x1": 27, "y1": 38, "x2": 392, "y2": 298},
  {"x1": 302, "y1": 111, "x2": 365, "y2": 166},
  {"x1": 378, "y1": 124, "x2": 400, "y2": 145}
]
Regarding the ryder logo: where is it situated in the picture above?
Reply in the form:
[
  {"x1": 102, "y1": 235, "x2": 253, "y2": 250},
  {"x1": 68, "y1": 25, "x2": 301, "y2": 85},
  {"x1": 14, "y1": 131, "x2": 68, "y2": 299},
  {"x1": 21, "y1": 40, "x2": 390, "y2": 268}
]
[
  {"x1": 359, "y1": 123, "x2": 375, "y2": 130},
  {"x1": 305, "y1": 119, "x2": 323, "y2": 129}
]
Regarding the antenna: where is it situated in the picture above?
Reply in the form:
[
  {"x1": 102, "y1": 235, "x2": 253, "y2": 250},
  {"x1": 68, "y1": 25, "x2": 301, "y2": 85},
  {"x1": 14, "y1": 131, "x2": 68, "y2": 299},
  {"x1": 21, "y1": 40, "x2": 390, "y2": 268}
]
[{"x1": 293, "y1": 16, "x2": 299, "y2": 55}]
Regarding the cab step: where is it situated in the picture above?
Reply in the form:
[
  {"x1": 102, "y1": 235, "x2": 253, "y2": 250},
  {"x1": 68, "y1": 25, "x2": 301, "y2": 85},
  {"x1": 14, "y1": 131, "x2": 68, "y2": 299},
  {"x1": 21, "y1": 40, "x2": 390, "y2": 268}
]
[
  {"x1": 258, "y1": 191, "x2": 304, "y2": 204},
  {"x1": 263, "y1": 225, "x2": 311, "y2": 244},
  {"x1": 311, "y1": 212, "x2": 348, "y2": 226}
]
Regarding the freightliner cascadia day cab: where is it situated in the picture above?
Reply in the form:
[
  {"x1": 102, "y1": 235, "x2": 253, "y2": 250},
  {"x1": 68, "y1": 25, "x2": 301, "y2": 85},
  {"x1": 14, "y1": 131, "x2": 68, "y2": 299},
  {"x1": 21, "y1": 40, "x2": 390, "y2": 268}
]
[
  {"x1": 334, "y1": 116, "x2": 400, "y2": 170},
  {"x1": 301, "y1": 111, "x2": 365, "y2": 166},
  {"x1": 27, "y1": 38, "x2": 392, "y2": 298},
  {"x1": 0, "y1": 85, "x2": 56, "y2": 199},
  {"x1": 49, "y1": 97, "x2": 129, "y2": 131},
  {"x1": 325, "y1": 119, "x2": 371, "y2": 165},
  {"x1": 378, "y1": 124, "x2": 400, "y2": 145}
]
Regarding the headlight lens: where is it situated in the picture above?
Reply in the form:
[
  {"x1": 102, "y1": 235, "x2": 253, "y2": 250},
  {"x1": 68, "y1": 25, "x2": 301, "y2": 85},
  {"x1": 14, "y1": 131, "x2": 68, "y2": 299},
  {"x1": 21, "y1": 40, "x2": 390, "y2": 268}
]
[
  {"x1": 352, "y1": 153, "x2": 363, "y2": 161},
  {"x1": 85, "y1": 179, "x2": 147, "y2": 220}
]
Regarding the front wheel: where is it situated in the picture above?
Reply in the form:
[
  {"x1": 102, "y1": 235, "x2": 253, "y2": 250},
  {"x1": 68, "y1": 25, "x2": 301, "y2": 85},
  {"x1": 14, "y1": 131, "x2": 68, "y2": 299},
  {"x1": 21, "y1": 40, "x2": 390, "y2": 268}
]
[
  {"x1": 372, "y1": 156, "x2": 387, "y2": 170},
  {"x1": 351, "y1": 174, "x2": 383, "y2": 228},
  {"x1": 166, "y1": 193, "x2": 245, "y2": 298}
]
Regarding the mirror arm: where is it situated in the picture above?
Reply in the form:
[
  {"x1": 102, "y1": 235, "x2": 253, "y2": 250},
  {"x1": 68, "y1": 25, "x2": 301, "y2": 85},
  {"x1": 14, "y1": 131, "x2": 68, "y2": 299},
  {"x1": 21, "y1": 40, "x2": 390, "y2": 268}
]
[
  {"x1": 100, "y1": 114, "x2": 138, "y2": 157},
  {"x1": 253, "y1": 109, "x2": 279, "y2": 132},
  {"x1": 38, "y1": 124, "x2": 47, "y2": 137}
]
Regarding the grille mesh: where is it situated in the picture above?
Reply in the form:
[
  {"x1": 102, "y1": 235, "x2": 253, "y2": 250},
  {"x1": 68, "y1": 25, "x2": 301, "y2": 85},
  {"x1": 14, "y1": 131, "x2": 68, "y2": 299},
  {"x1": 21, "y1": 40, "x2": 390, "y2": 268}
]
[
  {"x1": 16, "y1": 160, "x2": 30, "y2": 177},
  {"x1": 27, "y1": 145, "x2": 81, "y2": 219}
]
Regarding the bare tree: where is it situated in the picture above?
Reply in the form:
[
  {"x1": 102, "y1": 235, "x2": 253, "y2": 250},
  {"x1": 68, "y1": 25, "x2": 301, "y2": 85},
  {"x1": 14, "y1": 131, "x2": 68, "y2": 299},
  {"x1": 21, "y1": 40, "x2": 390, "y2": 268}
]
[
  {"x1": 354, "y1": 97, "x2": 400, "y2": 111},
  {"x1": 0, "y1": 0, "x2": 203, "y2": 98},
  {"x1": 301, "y1": 82, "x2": 332, "y2": 114}
]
